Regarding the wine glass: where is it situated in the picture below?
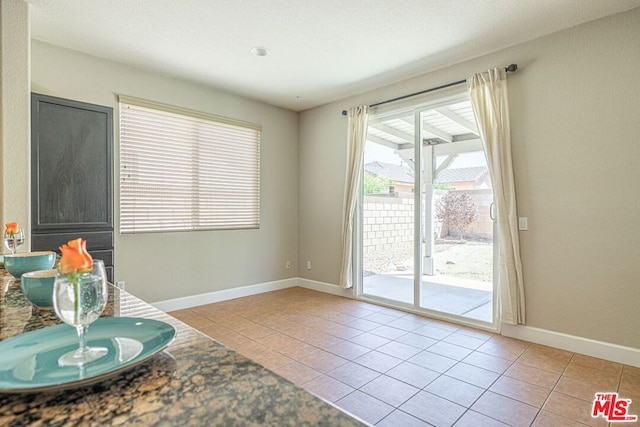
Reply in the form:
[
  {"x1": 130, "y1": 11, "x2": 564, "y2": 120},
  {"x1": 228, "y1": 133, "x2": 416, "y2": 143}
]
[
  {"x1": 53, "y1": 260, "x2": 108, "y2": 366},
  {"x1": 3, "y1": 228, "x2": 24, "y2": 254}
]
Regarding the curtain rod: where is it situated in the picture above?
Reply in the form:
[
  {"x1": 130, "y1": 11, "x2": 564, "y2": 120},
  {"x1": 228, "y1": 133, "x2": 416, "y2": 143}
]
[{"x1": 341, "y1": 63, "x2": 518, "y2": 116}]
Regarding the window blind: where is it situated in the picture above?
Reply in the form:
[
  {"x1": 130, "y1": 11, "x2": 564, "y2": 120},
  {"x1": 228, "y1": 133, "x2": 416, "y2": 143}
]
[{"x1": 118, "y1": 96, "x2": 261, "y2": 233}]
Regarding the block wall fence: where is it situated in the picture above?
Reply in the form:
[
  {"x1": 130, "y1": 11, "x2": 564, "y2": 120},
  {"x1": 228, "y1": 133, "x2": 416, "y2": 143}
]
[{"x1": 362, "y1": 189, "x2": 493, "y2": 255}]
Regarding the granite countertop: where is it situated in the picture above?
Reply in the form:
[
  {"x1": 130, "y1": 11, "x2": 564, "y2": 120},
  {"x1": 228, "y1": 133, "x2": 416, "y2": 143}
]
[{"x1": 0, "y1": 268, "x2": 366, "y2": 426}]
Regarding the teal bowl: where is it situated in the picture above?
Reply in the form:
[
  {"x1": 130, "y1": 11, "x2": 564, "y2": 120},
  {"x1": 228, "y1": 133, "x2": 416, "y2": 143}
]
[
  {"x1": 4, "y1": 251, "x2": 56, "y2": 278},
  {"x1": 21, "y1": 269, "x2": 56, "y2": 309}
]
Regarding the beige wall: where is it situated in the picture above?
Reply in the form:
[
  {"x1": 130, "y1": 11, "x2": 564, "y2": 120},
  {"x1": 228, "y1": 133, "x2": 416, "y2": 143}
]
[
  {"x1": 30, "y1": 41, "x2": 299, "y2": 303},
  {"x1": 299, "y1": 9, "x2": 640, "y2": 348},
  {"x1": 298, "y1": 106, "x2": 347, "y2": 284},
  {"x1": 0, "y1": 0, "x2": 30, "y2": 242}
]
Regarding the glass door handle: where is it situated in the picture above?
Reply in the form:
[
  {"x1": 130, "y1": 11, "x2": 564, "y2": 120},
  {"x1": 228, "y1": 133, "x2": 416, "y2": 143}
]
[{"x1": 489, "y1": 202, "x2": 497, "y2": 221}]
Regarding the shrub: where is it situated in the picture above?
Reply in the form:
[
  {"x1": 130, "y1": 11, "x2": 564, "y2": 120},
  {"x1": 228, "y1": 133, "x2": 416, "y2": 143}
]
[
  {"x1": 364, "y1": 173, "x2": 394, "y2": 195},
  {"x1": 435, "y1": 192, "x2": 478, "y2": 239}
]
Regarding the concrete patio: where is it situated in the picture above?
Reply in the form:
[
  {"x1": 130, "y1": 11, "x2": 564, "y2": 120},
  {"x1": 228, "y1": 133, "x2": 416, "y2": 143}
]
[{"x1": 362, "y1": 273, "x2": 493, "y2": 323}]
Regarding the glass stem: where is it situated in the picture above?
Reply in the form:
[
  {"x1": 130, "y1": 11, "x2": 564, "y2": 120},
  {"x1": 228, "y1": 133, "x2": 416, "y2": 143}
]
[{"x1": 76, "y1": 325, "x2": 88, "y2": 356}]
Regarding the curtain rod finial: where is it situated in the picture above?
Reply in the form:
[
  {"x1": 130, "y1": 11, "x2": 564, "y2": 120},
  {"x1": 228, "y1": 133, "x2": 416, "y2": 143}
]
[
  {"x1": 342, "y1": 110, "x2": 347, "y2": 116},
  {"x1": 506, "y1": 64, "x2": 518, "y2": 73}
]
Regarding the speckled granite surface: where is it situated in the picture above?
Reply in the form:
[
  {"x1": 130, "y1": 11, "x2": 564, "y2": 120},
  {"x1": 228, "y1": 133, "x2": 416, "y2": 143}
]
[{"x1": 0, "y1": 269, "x2": 366, "y2": 426}]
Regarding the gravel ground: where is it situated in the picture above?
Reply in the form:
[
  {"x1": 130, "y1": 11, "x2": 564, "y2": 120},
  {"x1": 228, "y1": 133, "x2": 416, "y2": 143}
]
[{"x1": 364, "y1": 239, "x2": 493, "y2": 282}]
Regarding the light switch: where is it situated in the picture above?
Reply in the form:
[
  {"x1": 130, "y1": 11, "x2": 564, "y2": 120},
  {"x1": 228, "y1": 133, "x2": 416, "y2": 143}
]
[{"x1": 518, "y1": 217, "x2": 528, "y2": 231}]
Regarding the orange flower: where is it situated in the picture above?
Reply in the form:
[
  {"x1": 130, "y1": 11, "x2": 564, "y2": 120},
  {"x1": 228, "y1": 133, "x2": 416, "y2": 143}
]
[
  {"x1": 58, "y1": 238, "x2": 93, "y2": 274},
  {"x1": 5, "y1": 222, "x2": 19, "y2": 236}
]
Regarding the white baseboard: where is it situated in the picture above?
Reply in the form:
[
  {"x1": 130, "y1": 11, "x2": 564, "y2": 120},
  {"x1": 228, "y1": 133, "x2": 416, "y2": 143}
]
[
  {"x1": 501, "y1": 324, "x2": 640, "y2": 368},
  {"x1": 297, "y1": 278, "x2": 354, "y2": 298},
  {"x1": 152, "y1": 277, "x2": 639, "y2": 368},
  {"x1": 152, "y1": 278, "x2": 298, "y2": 312}
]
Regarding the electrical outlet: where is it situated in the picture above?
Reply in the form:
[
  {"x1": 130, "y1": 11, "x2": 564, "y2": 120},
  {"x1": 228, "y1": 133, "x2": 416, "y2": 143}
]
[
  {"x1": 116, "y1": 281, "x2": 125, "y2": 290},
  {"x1": 285, "y1": 260, "x2": 291, "y2": 270},
  {"x1": 306, "y1": 261, "x2": 312, "y2": 270}
]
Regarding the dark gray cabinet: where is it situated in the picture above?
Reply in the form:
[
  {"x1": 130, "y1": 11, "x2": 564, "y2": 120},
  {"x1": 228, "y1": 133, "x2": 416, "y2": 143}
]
[{"x1": 31, "y1": 93, "x2": 114, "y2": 281}]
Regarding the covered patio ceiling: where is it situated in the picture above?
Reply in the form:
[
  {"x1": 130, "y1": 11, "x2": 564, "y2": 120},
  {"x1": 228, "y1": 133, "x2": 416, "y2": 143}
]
[{"x1": 366, "y1": 99, "x2": 483, "y2": 165}]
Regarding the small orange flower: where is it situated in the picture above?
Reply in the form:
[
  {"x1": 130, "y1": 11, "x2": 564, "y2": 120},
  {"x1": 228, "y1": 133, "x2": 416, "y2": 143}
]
[
  {"x1": 5, "y1": 222, "x2": 19, "y2": 236},
  {"x1": 58, "y1": 238, "x2": 93, "y2": 274}
]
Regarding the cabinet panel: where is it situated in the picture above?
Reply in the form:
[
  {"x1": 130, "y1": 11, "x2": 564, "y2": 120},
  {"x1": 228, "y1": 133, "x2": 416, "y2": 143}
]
[
  {"x1": 31, "y1": 231, "x2": 113, "y2": 253},
  {"x1": 89, "y1": 250, "x2": 113, "y2": 267},
  {"x1": 31, "y1": 93, "x2": 115, "y2": 278},
  {"x1": 31, "y1": 93, "x2": 113, "y2": 232}
]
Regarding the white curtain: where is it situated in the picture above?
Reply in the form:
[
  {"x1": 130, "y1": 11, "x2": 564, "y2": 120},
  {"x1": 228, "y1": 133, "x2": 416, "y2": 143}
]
[
  {"x1": 339, "y1": 106, "x2": 369, "y2": 289},
  {"x1": 468, "y1": 69, "x2": 525, "y2": 325}
]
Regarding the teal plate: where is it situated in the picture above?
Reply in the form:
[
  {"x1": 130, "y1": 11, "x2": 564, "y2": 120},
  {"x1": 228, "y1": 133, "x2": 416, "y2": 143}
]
[{"x1": 0, "y1": 317, "x2": 176, "y2": 393}]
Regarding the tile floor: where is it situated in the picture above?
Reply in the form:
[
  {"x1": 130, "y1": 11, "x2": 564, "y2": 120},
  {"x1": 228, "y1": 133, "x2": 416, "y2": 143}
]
[{"x1": 169, "y1": 287, "x2": 639, "y2": 427}]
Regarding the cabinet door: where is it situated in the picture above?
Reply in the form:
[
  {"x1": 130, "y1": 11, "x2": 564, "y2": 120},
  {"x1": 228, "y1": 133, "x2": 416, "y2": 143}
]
[{"x1": 31, "y1": 93, "x2": 113, "y2": 233}]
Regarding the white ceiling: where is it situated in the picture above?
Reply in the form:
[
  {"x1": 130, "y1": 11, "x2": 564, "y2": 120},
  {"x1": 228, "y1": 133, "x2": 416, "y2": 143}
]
[{"x1": 27, "y1": 0, "x2": 640, "y2": 112}]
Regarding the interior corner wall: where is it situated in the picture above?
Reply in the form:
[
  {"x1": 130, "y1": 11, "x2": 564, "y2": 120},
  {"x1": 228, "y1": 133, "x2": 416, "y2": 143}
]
[
  {"x1": 0, "y1": 0, "x2": 30, "y2": 241},
  {"x1": 30, "y1": 40, "x2": 299, "y2": 303},
  {"x1": 298, "y1": 106, "x2": 349, "y2": 286},
  {"x1": 298, "y1": 8, "x2": 640, "y2": 349}
]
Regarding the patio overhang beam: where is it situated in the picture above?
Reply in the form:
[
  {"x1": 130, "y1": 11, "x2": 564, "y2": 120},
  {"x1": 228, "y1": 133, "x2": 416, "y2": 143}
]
[
  {"x1": 434, "y1": 107, "x2": 479, "y2": 136},
  {"x1": 395, "y1": 148, "x2": 415, "y2": 162},
  {"x1": 402, "y1": 118, "x2": 452, "y2": 143},
  {"x1": 436, "y1": 154, "x2": 459, "y2": 175},
  {"x1": 451, "y1": 133, "x2": 481, "y2": 143},
  {"x1": 395, "y1": 137, "x2": 483, "y2": 162},
  {"x1": 369, "y1": 123, "x2": 413, "y2": 144},
  {"x1": 366, "y1": 134, "x2": 402, "y2": 150},
  {"x1": 433, "y1": 139, "x2": 484, "y2": 155},
  {"x1": 397, "y1": 134, "x2": 478, "y2": 150},
  {"x1": 422, "y1": 133, "x2": 479, "y2": 145}
]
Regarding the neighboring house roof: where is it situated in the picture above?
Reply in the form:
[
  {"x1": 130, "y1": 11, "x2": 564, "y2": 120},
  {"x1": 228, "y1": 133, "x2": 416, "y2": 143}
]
[
  {"x1": 436, "y1": 166, "x2": 488, "y2": 184},
  {"x1": 364, "y1": 161, "x2": 413, "y2": 184}
]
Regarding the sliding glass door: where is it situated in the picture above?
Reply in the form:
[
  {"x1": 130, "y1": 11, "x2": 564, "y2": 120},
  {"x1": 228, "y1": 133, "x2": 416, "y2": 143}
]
[
  {"x1": 360, "y1": 132, "x2": 416, "y2": 308},
  {"x1": 359, "y1": 94, "x2": 496, "y2": 327}
]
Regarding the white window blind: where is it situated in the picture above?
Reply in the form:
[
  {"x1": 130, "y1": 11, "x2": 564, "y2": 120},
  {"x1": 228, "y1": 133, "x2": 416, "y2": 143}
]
[{"x1": 118, "y1": 95, "x2": 261, "y2": 233}]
